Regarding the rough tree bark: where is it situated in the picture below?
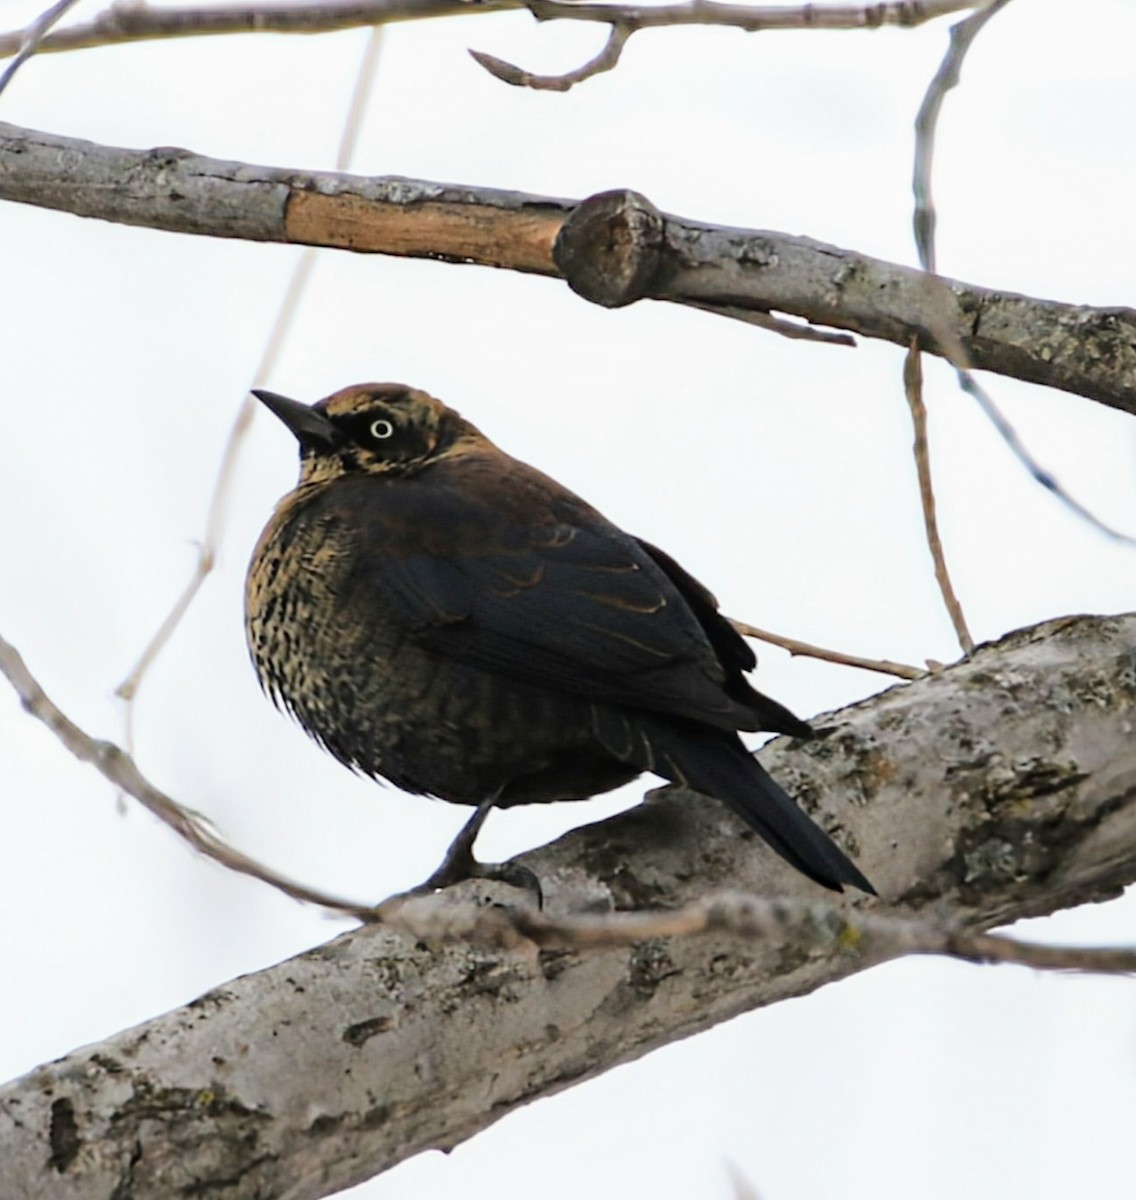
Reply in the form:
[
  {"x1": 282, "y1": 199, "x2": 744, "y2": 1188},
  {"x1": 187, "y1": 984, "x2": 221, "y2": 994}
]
[{"x1": 2, "y1": 613, "x2": 1134, "y2": 1200}]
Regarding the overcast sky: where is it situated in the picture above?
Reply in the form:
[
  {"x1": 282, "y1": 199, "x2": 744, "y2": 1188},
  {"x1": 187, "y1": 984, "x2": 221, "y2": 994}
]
[{"x1": 2, "y1": 1, "x2": 1135, "y2": 1197}]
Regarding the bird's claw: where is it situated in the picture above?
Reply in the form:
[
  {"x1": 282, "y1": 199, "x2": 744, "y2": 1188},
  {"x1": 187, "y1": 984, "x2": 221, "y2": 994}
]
[
  {"x1": 412, "y1": 854, "x2": 543, "y2": 908},
  {"x1": 469, "y1": 859, "x2": 544, "y2": 907}
]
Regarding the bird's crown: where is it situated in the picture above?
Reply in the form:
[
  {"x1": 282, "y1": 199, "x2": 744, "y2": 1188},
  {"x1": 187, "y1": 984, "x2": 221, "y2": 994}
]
[{"x1": 254, "y1": 383, "x2": 483, "y2": 484}]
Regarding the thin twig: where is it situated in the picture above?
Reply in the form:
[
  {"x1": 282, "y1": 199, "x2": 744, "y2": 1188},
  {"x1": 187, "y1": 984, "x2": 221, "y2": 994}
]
[
  {"x1": 0, "y1": 0, "x2": 86, "y2": 96},
  {"x1": 374, "y1": 890, "x2": 1136, "y2": 976},
  {"x1": 728, "y1": 616, "x2": 926, "y2": 681},
  {"x1": 470, "y1": 23, "x2": 629, "y2": 92},
  {"x1": 912, "y1": 0, "x2": 1010, "y2": 273},
  {"x1": 0, "y1": 1, "x2": 979, "y2": 60},
  {"x1": 525, "y1": 0, "x2": 971, "y2": 29},
  {"x1": 114, "y1": 260, "x2": 312, "y2": 712},
  {"x1": 903, "y1": 340, "x2": 974, "y2": 654},
  {"x1": 0, "y1": 630, "x2": 375, "y2": 918},
  {"x1": 912, "y1": 1, "x2": 1136, "y2": 545},
  {"x1": 115, "y1": 28, "x2": 386, "y2": 726},
  {"x1": 681, "y1": 299, "x2": 857, "y2": 347},
  {"x1": 955, "y1": 371, "x2": 1136, "y2": 545}
]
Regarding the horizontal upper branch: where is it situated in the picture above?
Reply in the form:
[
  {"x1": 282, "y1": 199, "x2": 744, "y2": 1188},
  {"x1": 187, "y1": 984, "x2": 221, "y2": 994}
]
[
  {"x1": 1, "y1": 612, "x2": 1134, "y2": 1199},
  {"x1": 0, "y1": 1, "x2": 977, "y2": 60},
  {"x1": 2, "y1": 121, "x2": 1132, "y2": 417}
]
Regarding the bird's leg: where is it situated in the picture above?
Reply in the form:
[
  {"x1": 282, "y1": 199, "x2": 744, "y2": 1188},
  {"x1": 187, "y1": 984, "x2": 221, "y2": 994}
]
[
  {"x1": 420, "y1": 796, "x2": 496, "y2": 890},
  {"x1": 416, "y1": 794, "x2": 543, "y2": 904}
]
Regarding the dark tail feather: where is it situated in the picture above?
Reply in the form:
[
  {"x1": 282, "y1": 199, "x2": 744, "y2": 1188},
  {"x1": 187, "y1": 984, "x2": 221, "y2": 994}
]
[
  {"x1": 603, "y1": 714, "x2": 875, "y2": 894},
  {"x1": 726, "y1": 755, "x2": 876, "y2": 894}
]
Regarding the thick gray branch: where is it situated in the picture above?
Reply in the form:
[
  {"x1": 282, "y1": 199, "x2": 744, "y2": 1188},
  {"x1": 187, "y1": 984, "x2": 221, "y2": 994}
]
[
  {"x1": 1, "y1": 124, "x2": 1134, "y2": 416},
  {"x1": 1, "y1": 613, "x2": 1134, "y2": 1199}
]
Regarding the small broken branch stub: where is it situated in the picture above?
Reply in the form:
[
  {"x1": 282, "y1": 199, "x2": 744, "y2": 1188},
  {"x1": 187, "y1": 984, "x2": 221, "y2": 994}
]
[{"x1": 554, "y1": 188, "x2": 666, "y2": 307}]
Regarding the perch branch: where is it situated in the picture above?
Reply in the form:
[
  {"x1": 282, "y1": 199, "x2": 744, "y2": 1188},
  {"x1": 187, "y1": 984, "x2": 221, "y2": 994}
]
[{"x1": 2, "y1": 611, "x2": 1135, "y2": 1198}]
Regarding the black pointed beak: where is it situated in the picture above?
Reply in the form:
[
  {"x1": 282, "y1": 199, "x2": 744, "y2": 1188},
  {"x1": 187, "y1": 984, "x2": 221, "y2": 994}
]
[{"x1": 252, "y1": 389, "x2": 342, "y2": 452}]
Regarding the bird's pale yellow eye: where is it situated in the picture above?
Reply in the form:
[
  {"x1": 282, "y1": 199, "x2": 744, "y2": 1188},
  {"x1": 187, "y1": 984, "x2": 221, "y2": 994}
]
[{"x1": 370, "y1": 419, "x2": 395, "y2": 440}]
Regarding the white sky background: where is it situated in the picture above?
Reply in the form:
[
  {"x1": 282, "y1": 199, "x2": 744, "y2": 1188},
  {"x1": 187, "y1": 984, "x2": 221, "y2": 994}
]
[{"x1": 2, "y1": 1, "x2": 1136, "y2": 1196}]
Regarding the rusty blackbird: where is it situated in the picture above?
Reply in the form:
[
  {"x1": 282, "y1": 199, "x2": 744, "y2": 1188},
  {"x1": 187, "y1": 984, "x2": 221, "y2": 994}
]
[{"x1": 246, "y1": 383, "x2": 874, "y2": 895}]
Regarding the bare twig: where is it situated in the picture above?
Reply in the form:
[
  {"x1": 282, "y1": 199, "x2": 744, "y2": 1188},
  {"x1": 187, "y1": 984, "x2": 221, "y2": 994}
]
[
  {"x1": 0, "y1": 0, "x2": 85, "y2": 96},
  {"x1": 912, "y1": 1, "x2": 1136, "y2": 545},
  {"x1": 471, "y1": 0, "x2": 976, "y2": 93},
  {"x1": 525, "y1": 0, "x2": 973, "y2": 30},
  {"x1": 728, "y1": 616, "x2": 925, "y2": 681},
  {"x1": 953, "y1": 370, "x2": 1136, "y2": 545},
  {"x1": 903, "y1": 341, "x2": 974, "y2": 654},
  {"x1": 470, "y1": 22, "x2": 629, "y2": 92},
  {"x1": 376, "y1": 890, "x2": 1136, "y2": 976},
  {"x1": 912, "y1": 0, "x2": 1010, "y2": 273},
  {"x1": 680, "y1": 299, "x2": 857, "y2": 346},
  {"x1": 0, "y1": 629, "x2": 375, "y2": 918},
  {"x1": 115, "y1": 28, "x2": 386, "y2": 723},
  {"x1": 0, "y1": 1, "x2": 979, "y2": 61},
  {"x1": 114, "y1": 388, "x2": 261, "y2": 705}
]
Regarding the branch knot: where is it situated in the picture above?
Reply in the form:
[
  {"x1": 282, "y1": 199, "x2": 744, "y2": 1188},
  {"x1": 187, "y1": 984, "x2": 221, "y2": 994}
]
[{"x1": 554, "y1": 188, "x2": 665, "y2": 308}]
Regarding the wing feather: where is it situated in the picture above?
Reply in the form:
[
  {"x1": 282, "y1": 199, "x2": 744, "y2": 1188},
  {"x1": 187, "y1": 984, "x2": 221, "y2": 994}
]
[{"x1": 326, "y1": 458, "x2": 790, "y2": 732}]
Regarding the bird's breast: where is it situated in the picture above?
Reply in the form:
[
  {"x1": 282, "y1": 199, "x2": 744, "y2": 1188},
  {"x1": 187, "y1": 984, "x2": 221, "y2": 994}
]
[{"x1": 244, "y1": 487, "x2": 618, "y2": 804}]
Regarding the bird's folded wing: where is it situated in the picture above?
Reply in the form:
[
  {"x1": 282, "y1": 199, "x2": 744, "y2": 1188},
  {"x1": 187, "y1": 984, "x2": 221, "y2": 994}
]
[{"x1": 334, "y1": 472, "x2": 759, "y2": 730}]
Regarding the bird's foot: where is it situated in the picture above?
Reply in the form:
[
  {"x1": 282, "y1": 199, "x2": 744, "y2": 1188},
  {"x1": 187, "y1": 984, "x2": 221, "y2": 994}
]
[
  {"x1": 410, "y1": 795, "x2": 544, "y2": 904},
  {"x1": 413, "y1": 852, "x2": 543, "y2": 907},
  {"x1": 468, "y1": 859, "x2": 543, "y2": 906},
  {"x1": 416, "y1": 795, "x2": 493, "y2": 889}
]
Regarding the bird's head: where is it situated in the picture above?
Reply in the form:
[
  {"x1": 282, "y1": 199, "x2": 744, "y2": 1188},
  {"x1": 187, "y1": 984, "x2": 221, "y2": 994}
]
[{"x1": 253, "y1": 383, "x2": 484, "y2": 485}]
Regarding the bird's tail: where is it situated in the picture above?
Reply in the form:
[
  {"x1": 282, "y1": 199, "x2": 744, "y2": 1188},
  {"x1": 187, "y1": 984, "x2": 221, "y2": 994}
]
[{"x1": 597, "y1": 712, "x2": 875, "y2": 894}]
